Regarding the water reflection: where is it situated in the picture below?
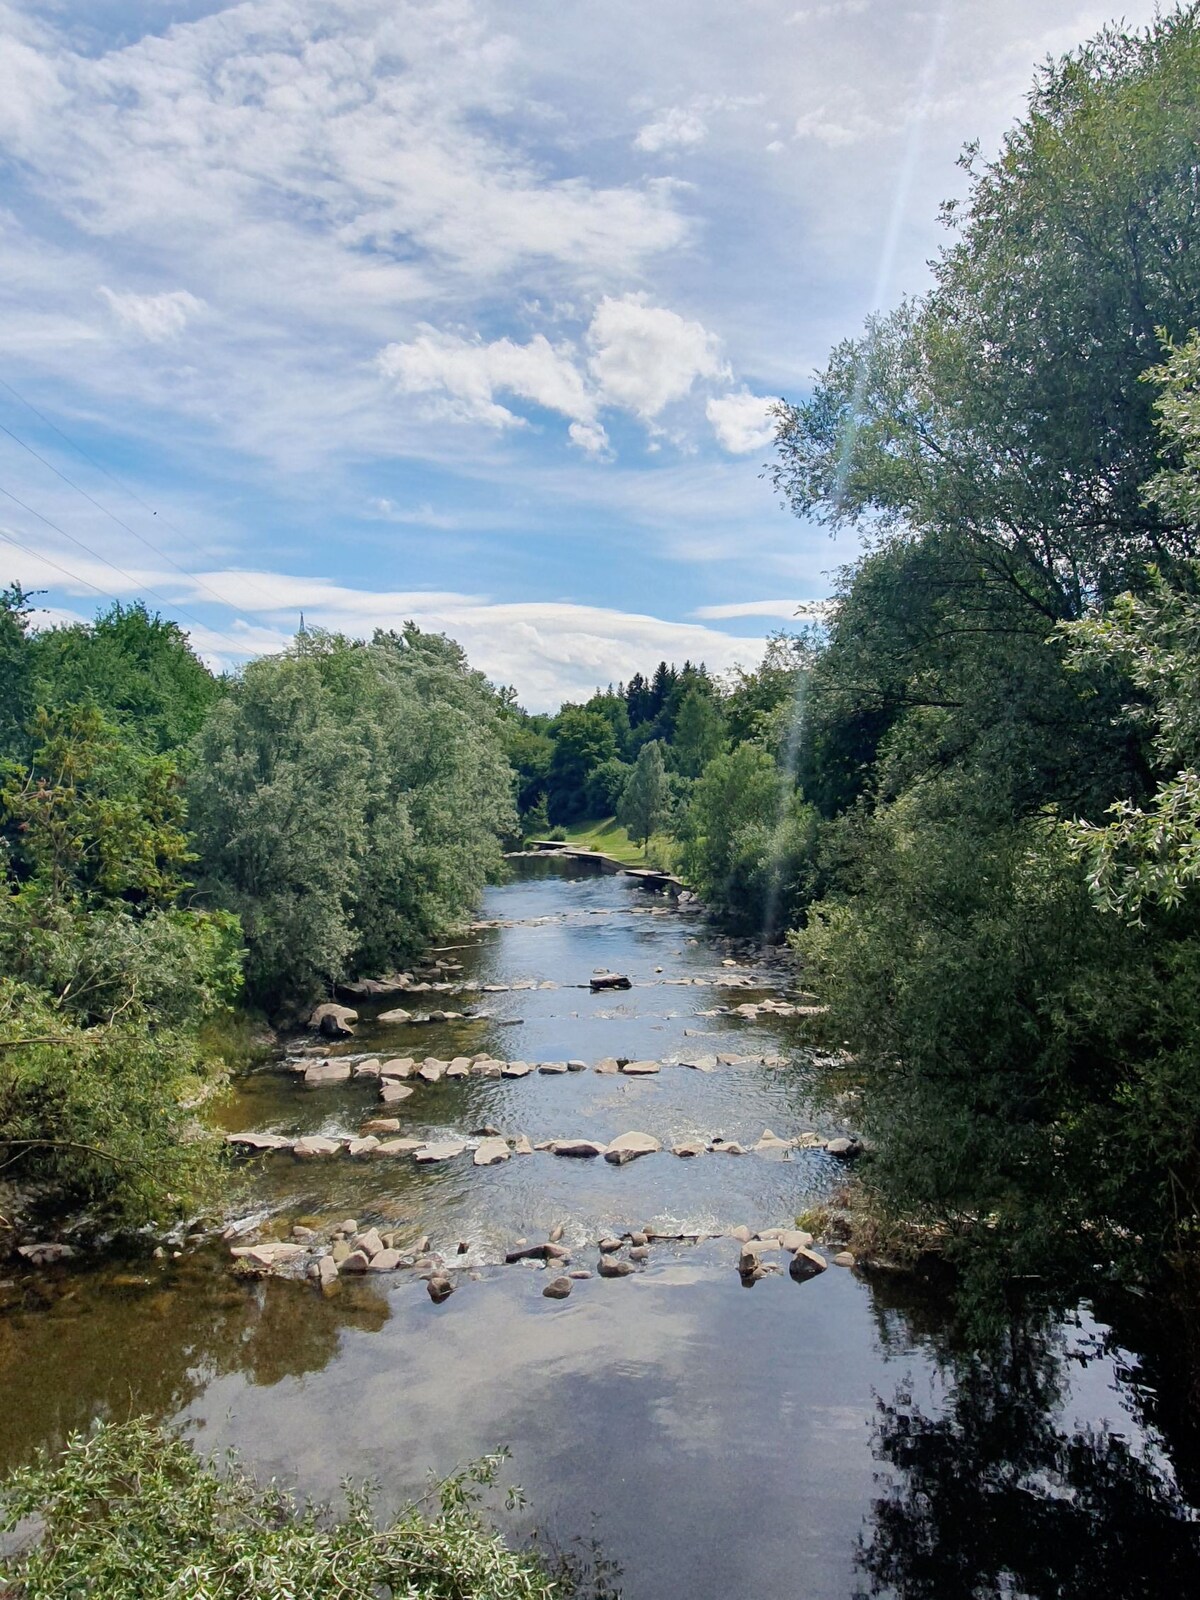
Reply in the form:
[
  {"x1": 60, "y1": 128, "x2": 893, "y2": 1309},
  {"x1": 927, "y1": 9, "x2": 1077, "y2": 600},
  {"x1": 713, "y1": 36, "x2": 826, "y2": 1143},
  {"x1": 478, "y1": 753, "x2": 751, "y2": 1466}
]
[{"x1": 856, "y1": 1309, "x2": 1200, "y2": 1598}]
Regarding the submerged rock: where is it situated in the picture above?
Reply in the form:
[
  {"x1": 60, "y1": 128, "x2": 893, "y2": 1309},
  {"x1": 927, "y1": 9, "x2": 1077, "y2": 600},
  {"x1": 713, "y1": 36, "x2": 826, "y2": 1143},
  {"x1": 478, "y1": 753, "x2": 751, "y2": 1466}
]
[{"x1": 543, "y1": 1276, "x2": 572, "y2": 1299}]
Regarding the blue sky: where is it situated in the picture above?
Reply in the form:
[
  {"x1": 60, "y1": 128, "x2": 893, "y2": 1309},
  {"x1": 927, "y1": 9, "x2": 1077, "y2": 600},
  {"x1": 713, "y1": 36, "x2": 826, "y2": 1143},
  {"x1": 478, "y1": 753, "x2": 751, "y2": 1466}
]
[{"x1": 0, "y1": 0, "x2": 1163, "y2": 708}]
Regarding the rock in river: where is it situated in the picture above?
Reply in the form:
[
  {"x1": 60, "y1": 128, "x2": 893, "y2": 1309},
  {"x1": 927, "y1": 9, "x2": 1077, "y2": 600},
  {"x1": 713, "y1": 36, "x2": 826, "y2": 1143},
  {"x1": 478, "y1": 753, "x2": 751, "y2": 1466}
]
[
  {"x1": 303, "y1": 1059, "x2": 351, "y2": 1088},
  {"x1": 590, "y1": 973, "x2": 632, "y2": 991},
  {"x1": 376, "y1": 1007, "x2": 413, "y2": 1024},
  {"x1": 473, "y1": 1138, "x2": 511, "y2": 1167},
  {"x1": 308, "y1": 1002, "x2": 357, "y2": 1037},
  {"x1": 427, "y1": 1274, "x2": 455, "y2": 1303},
  {"x1": 543, "y1": 1277, "x2": 572, "y2": 1299},
  {"x1": 415, "y1": 1140, "x2": 467, "y2": 1163},
  {"x1": 604, "y1": 1131, "x2": 661, "y2": 1165},
  {"x1": 598, "y1": 1255, "x2": 635, "y2": 1278},
  {"x1": 379, "y1": 1080, "x2": 414, "y2": 1105},
  {"x1": 619, "y1": 1059, "x2": 660, "y2": 1076},
  {"x1": 789, "y1": 1247, "x2": 828, "y2": 1282},
  {"x1": 293, "y1": 1135, "x2": 342, "y2": 1159},
  {"x1": 550, "y1": 1139, "x2": 608, "y2": 1158}
]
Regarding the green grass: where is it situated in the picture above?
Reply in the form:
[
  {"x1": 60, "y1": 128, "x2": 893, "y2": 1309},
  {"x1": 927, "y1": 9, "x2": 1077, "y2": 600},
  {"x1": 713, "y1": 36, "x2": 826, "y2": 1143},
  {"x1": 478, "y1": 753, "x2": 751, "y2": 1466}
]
[{"x1": 556, "y1": 816, "x2": 647, "y2": 865}]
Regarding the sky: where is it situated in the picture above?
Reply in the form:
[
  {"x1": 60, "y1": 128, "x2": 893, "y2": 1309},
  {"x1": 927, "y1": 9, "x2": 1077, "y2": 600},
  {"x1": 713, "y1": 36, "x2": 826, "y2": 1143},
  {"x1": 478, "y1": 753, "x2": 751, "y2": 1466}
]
[{"x1": 0, "y1": 0, "x2": 1166, "y2": 709}]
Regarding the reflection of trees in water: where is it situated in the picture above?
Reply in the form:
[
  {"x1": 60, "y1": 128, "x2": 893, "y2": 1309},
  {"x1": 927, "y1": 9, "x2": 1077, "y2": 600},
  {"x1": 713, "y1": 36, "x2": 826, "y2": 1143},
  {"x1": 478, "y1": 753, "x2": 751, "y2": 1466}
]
[
  {"x1": 855, "y1": 1321, "x2": 1200, "y2": 1599},
  {"x1": 0, "y1": 1261, "x2": 389, "y2": 1472}
]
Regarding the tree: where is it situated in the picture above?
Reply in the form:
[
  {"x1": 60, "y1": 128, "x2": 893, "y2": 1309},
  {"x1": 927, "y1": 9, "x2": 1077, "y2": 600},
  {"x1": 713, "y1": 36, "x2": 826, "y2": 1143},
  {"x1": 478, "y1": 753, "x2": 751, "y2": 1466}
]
[
  {"x1": 187, "y1": 627, "x2": 514, "y2": 1006},
  {"x1": 546, "y1": 707, "x2": 618, "y2": 823},
  {"x1": 31, "y1": 601, "x2": 222, "y2": 755},
  {"x1": 671, "y1": 687, "x2": 726, "y2": 778},
  {"x1": 617, "y1": 740, "x2": 668, "y2": 854},
  {"x1": 584, "y1": 756, "x2": 631, "y2": 817}
]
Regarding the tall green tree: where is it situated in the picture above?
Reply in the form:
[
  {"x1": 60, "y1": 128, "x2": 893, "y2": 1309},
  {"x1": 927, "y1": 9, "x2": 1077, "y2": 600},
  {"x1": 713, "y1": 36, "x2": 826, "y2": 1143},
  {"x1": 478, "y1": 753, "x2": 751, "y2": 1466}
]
[{"x1": 617, "y1": 739, "x2": 668, "y2": 854}]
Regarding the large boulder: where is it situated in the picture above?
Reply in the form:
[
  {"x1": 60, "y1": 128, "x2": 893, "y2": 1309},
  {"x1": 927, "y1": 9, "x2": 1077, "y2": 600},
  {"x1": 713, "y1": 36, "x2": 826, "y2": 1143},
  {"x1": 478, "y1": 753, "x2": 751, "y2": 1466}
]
[
  {"x1": 376, "y1": 1007, "x2": 413, "y2": 1024},
  {"x1": 604, "y1": 1131, "x2": 661, "y2": 1165},
  {"x1": 308, "y1": 1003, "x2": 357, "y2": 1038}
]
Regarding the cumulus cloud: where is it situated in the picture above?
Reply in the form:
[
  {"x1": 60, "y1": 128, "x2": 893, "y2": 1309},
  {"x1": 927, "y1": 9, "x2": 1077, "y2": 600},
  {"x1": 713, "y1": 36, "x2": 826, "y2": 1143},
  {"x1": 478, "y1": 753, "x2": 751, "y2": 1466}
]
[
  {"x1": 587, "y1": 293, "x2": 729, "y2": 420},
  {"x1": 98, "y1": 287, "x2": 204, "y2": 342},
  {"x1": 706, "y1": 390, "x2": 776, "y2": 453},
  {"x1": 377, "y1": 327, "x2": 598, "y2": 436},
  {"x1": 635, "y1": 106, "x2": 708, "y2": 153}
]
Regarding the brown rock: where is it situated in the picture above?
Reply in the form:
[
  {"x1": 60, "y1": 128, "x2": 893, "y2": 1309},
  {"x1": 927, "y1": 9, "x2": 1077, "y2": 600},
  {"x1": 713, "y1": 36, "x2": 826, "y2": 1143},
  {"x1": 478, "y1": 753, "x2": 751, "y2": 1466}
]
[{"x1": 543, "y1": 1276, "x2": 572, "y2": 1299}]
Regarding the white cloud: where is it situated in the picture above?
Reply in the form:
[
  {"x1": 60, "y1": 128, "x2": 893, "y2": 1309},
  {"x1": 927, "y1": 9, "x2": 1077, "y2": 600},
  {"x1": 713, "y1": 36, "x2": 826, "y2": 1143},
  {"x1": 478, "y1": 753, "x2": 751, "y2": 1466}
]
[
  {"x1": 694, "y1": 599, "x2": 804, "y2": 620},
  {"x1": 635, "y1": 106, "x2": 708, "y2": 153},
  {"x1": 587, "y1": 293, "x2": 729, "y2": 420},
  {"x1": 377, "y1": 327, "x2": 597, "y2": 434},
  {"x1": 98, "y1": 287, "x2": 205, "y2": 342},
  {"x1": 568, "y1": 419, "x2": 611, "y2": 458},
  {"x1": 706, "y1": 390, "x2": 776, "y2": 453}
]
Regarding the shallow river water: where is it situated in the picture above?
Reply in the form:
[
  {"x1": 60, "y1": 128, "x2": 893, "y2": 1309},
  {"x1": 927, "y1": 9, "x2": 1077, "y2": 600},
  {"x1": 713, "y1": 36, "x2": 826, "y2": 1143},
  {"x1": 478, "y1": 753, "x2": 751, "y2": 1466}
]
[{"x1": 2, "y1": 858, "x2": 1199, "y2": 1597}]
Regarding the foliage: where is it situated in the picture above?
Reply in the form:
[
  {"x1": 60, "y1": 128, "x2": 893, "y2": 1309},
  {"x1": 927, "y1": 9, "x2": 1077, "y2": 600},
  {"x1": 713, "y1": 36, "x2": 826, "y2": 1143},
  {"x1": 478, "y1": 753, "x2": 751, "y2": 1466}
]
[
  {"x1": 545, "y1": 708, "x2": 617, "y2": 824},
  {"x1": 678, "y1": 741, "x2": 818, "y2": 934},
  {"x1": 187, "y1": 627, "x2": 514, "y2": 1006},
  {"x1": 583, "y1": 756, "x2": 631, "y2": 818},
  {"x1": 2, "y1": 705, "x2": 193, "y2": 910},
  {"x1": 616, "y1": 739, "x2": 668, "y2": 851},
  {"x1": 28, "y1": 601, "x2": 222, "y2": 756},
  {"x1": 0, "y1": 1419, "x2": 585, "y2": 1600},
  {"x1": 670, "y1": 687, "x2": 725, "y2": 778}
]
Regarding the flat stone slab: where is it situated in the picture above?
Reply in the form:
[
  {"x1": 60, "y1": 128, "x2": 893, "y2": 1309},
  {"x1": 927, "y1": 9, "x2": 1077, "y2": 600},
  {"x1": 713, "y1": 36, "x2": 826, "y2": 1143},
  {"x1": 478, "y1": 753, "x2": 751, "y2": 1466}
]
[
  {"x1": 474, "y1": 1137, "x2": 511, "y2": 1166},
  {"x1": 417, "y1": 1061, "x2": 446, "y2": 1083},
  {"x1": 446, "y1": 1058, "x2": 472, "y2": 1078},
  {"x1": 303, "y1": 1060, "x2": 351, "y2": 1087},
  {"x1": 351, "y1": 1058, "x2": 381, "y2": 1078},
  {"x1": 226, "y1": 1131, "x2": 292, "y2": 1151},
  {"x1": 346, "y1": 1136, "x2": 380, "y2": 1157},
  {"x1": 379, "y1": 1081, "x2": 415, "y2": 1104},
  {"x1": 293, "y1": 1136, "x2": 342, "y2": 1159},
  {"x1": 379, "y1": 1058, "x2": 416, "y2": 1078},
  {"x1": 415, "y1": 1140, "x2": 467, "y2": 1163},
  {"x1": 537, "y1": 1061, "x2": 568, "y2": 1074},
  {"x1": 361, "y1": 1117, "x2": 401, "y2": 1135},
  {"x1": 619, "y1": 1060, "x2": 660, "y2": 1076},
  {"x1": 502, "y1": 1061, "x2": 534, "y2": 1077},
  {"x1": 367, "y1": 1248, "x2": 403, "y2": 1271},
  {"x1": 376, "y1": 1007, "x2": 413, "y2": 1024},
  {"x1": 672, "y1": 1140, "x2": 706, "y2": 1158},
  {"x1": 231, "y1": 1241, "x2": 307, "y2": 1267},
  {"x1": 594, "y1": 1058, "x2": 621, "y2": 1074},
  {"x1": 604, "y1": 1131, "x2": 662, "y2": 1165},
  {"x1": 550, "y1": 1139, "x2": 608, "y2": 1158},
  {"x1": 371, "y1": 1137, "x2": 426, "y2": 1156}
]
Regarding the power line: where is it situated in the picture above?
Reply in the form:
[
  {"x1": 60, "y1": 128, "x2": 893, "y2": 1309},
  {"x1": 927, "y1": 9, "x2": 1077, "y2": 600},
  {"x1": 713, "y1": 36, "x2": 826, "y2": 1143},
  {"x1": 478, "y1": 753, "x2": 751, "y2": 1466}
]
[
  {"x1": 0, "y1": 521, "x2": 115, "y2": 603},
  {"x1": 0, "y1": 479, "x2": 256, "y2": 657},
  {"x1": 0, "y1": 417, "x2": 255, "y2": 619},
  {"x1": 0, "y1": 373, "x2": 285, "y2": 615}
]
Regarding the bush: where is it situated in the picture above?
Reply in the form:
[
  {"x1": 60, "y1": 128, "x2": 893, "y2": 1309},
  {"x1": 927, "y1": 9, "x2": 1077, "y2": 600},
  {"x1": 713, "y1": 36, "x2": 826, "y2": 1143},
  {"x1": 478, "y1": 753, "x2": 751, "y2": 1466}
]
[{"x1": 0, "y1": 1418, "x2": 588, "y2": 1600}]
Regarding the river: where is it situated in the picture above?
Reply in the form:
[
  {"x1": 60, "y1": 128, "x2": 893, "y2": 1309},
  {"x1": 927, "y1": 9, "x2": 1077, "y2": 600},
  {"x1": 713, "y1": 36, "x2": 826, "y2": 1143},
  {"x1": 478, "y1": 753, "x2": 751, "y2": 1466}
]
[{"x1": 2, "y1": 857, "x2": 1198, "y2": 1596}]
